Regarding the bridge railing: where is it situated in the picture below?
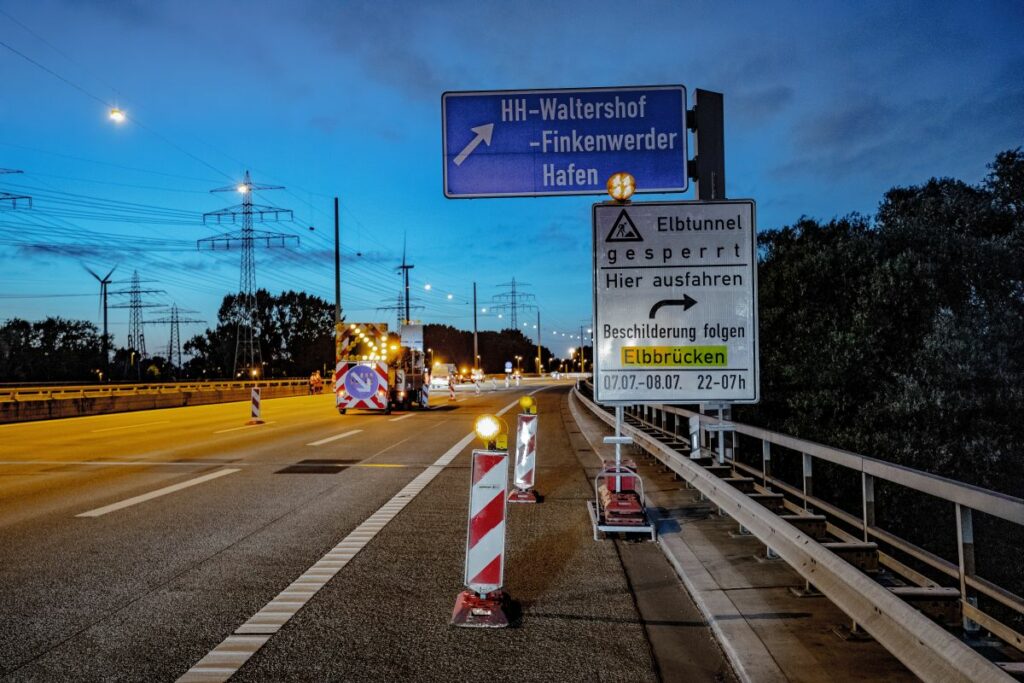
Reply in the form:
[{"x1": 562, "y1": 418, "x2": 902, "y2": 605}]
[{"x1": 576, "y1": 381, "x2": 1023, "y2": 681}]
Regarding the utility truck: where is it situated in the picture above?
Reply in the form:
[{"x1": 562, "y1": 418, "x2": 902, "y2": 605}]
[{"x1": 333, "y1": 322, "x2": 429, "y2": 414}]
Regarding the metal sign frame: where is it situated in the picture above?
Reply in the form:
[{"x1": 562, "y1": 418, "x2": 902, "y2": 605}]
[
  {"x1": 442, "y1": 85, "x2": 688, "y2": 198},
  {"x1": 592, "y1": 199, "x2": 759, "y2": 405}
]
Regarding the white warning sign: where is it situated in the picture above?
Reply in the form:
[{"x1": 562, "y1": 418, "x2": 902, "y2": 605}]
[
  {"x1": 606, "y1": 209, "x2": 643, "y2": 242},
  {"x1": 592, "y1": 200, "x2": 759, "y2": 404}
]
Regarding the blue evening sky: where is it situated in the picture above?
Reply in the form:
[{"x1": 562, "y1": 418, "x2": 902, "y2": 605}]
[{"x1": 1, "y1": 0, "x2": 1021, "y2": 355}]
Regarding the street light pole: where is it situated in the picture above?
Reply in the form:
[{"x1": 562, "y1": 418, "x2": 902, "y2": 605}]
[
  {"x1": 579, "y1": 325, "x2": 585, "y2": 372},
  {"x1": 536, "y1": 309, "x2": 541, "y2": 376},
  {"x1": 334, "y1": 197, "x2": 341, "y2": 324},
  {"x1": 473, "y1": 281, "x2": 479, "y2": 371}
]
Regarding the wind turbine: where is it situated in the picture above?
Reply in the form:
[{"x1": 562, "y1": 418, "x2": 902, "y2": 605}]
[{"x1": 85, "y1": 265, "x2": 116, "y2": 379}]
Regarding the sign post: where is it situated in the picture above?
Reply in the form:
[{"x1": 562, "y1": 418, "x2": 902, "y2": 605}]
[
  {"x1": 592, "y1": 199, "x2": 758, "y2": 405},
  {"x1": 442, "y1": 86, "x2": 687, "y2": 198}
]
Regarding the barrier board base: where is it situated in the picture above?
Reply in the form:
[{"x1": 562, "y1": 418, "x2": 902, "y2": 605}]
[
  {"x1": 508, "y1": 488, "x2": 539, "y2": 504},
  {"x1": 587, "y1": 500, "x2": 656, "y2": 542},
  {"x1": 450, "y1": 590, "x2": 510, "y2": 628},
  {"x1": 246, "y1": 418, "x2": 265, "y2": 425}
]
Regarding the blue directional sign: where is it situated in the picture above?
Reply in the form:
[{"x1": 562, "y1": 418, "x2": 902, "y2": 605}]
[
  {"x1": 442, "y1": 85, "x2": 688, "y2": 198},
  {"x1": 344, "y1": 364, "x2": 379, "y2": 401}
]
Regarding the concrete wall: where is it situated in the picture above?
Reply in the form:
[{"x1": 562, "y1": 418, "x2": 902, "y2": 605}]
[{"x1": 0, "y1": 383, "x2": 309, "y2": 424}]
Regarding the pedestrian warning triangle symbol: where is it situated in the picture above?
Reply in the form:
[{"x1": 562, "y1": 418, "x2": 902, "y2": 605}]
[{"x1": 606, "y1": 209, "x2": 642, "y2": 242}]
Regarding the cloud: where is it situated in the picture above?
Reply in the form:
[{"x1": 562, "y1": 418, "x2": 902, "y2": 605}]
[
  {"x1": 793, "y1": 96, "x2": 898, "y2": 151},
  {"x1": 298, "y1": 1, "x2": 445, "y2": 102},
  {"x1": 492, "y1": 220, "x2": 581, "y2": 254},
  {"x1": 774, "y1": 74, "x2": 1024, "y2": 183},
  {"x1": 308, "y1": 115, "x2": 404, "y2": 142},
  {"x1": 16, "y1": 243, "x2": 109, "y2": 259},
  {"x1": 731, "y1": 85, "x2": 796, "y2": 123}
]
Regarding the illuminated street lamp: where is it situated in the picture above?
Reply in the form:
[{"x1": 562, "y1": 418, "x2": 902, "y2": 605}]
[{"x1": 108, "y1": 107, "x2": 126, "y2": 123}]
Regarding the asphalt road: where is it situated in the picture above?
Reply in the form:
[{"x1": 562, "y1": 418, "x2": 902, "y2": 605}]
[{"x1": 0, "y1": 382, "x2": 731, "y2": 682}]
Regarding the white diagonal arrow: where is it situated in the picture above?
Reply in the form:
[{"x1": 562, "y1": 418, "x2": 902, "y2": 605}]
[
  {"x1": 350, "y1": 372, "x2": 373, "y2": 393},
  {"x1": 453, "y1": 123, "x2": 494, "y2": 166}
]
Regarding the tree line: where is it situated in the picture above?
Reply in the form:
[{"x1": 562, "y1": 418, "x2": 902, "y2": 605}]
[{"x1": 0, "y1": 290, "x2": 568, "y2": 381}]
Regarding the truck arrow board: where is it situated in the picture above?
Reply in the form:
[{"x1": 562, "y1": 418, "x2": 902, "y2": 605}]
[
  {"x1": 592, "y1": 200, "x2": 759, "y2": 404},
  {"x1": 442, "y1": 86, "x2": 687, "y2": 198}
]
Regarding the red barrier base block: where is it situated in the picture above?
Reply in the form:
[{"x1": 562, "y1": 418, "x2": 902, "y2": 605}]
[
  {"x1": 602, "y1": 491, "x2": 648, "y2": 526},
  {"x1": 450, "y1": 590, "x2": 509, "y2": 628},
  {"x1": 508, "y1": 488, "x2": 538, "y2": 504},
  {"x1": 246, "y1": 419, "x2": 265, "y2": 425}
]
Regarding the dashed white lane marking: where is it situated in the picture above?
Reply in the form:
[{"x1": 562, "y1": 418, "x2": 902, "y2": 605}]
[
  {"x1": 76, "y1": 469, "x2": 240, "y2": 518},
  {"x1": 306, "y1": 429, "x2": 362, "y2": 446},
  {"x1": 177, "y1": 390, "x2": 545, "y2": 683},
  {"x1": 91, "y1": 420, "x2": 170, "y2": 433},
  {"x1": 387, "y1": 413, "x2": 414, "y2": 422},
  {"x1": 213, "y1": 422, "x2": 275, "y2": 434}
]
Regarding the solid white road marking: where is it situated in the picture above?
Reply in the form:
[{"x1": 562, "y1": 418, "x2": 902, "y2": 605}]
[
  {"x1": 75, "y1": 468, "x2": 240, "y2": 518},
  {"x1": 306, "y1": 429, "x2": 362, "y2": 447},
  {"x1": 91, "y1": 420, "x2": 170, "y2": 433},
  {"x1": 177, "y1": 390, "x2": 546, "y2": 683},
  {"x1": 214, "y1": 422, "x2": 275, "y2": 434},
  {"x1": 387, "y1": 414, "x2": 414, "y2": 422}
]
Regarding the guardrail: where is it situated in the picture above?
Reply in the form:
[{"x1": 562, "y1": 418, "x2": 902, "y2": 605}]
[{"x1": 574, "y1": 383, "x2": 1021, "y2": 682}]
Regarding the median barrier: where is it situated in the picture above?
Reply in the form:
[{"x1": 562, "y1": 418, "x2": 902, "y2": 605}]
[{"x1": 0, "y1": 380, "x2": 309, "y2": 423}]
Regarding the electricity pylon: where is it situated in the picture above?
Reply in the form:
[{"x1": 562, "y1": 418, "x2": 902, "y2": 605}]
[
  {"x1": 490, "y1": 277, "x2": 536, "y2": 329},
  {"x1": 198, "y1": 170, "x2": 296, "y2": 378},
  {"x1": 110, "y1": 271, "x2": 164, "y2": 379},
  {"x1": 396, "y1": 240, "x2": 415, "y2": 325},
  {"x1": 147, "y1": 304, "x2": 204, "y2": 373},
  {"x1": 0, "y1": 168, "x2": 31, "y2": 208},
  {"x1": 378, "y1": 292, "x2": 423, "y2": 330}
]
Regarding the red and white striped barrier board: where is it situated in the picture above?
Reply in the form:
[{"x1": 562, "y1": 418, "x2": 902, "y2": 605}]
[
  {"x1": 334, "y1": 361, "x2": 390, "y2": 411},
  {"x1": 509, "y1": 413, "x2": 539, "y2": 503},
  {"x1": 247, "y1": 386, "x2": 264, "y2": 425},
  {"x1": 448, "y1": 380, "x2": 456, "y2": 401},
  {"x1": 451, "y1": 449, "x2": 510, "y2": 628}
]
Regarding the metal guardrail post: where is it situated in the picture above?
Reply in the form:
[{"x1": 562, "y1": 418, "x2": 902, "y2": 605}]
[
  {"x1": 762, "y1": 441, "x2": 772, "y2": 491},
  {"x1": 862, "y1": 473, "x2": 876, "y2": 542},
  {"x1": 803, "y1": 452, "x2": 813, "y2": 511},
  {"x1": 956, "y1": 504, "x2": 980, "y2": 634}
]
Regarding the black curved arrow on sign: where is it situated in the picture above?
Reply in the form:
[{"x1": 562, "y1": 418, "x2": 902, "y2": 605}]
[{"x1": 648, "y1": 295, "x2": 698, "y2": 319}]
